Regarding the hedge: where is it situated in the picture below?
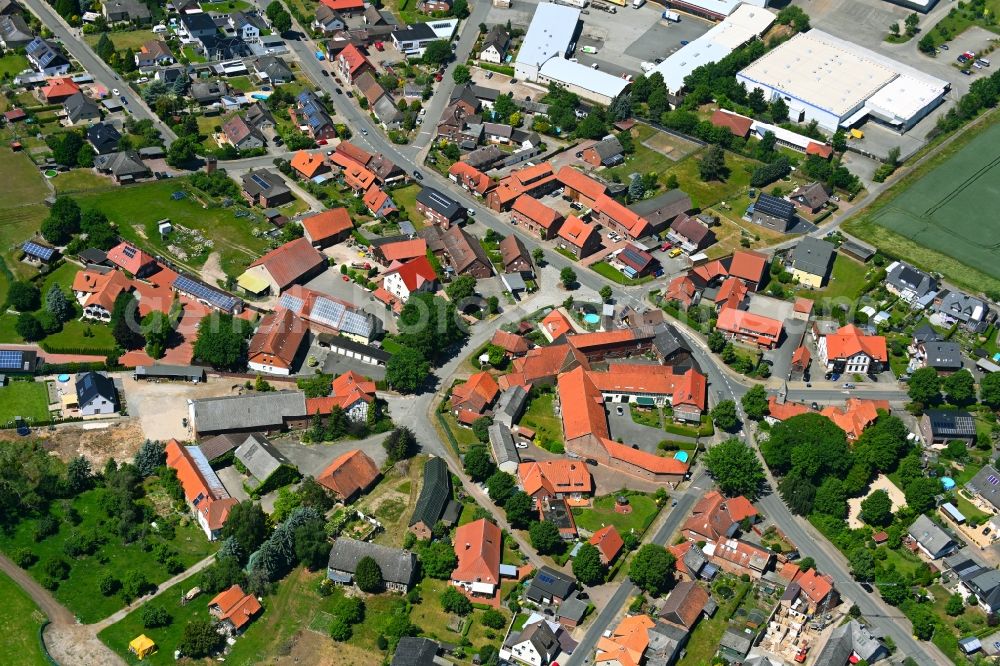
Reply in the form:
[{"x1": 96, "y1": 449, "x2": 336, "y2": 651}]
[{"x1": 477, "y1": 63, "x2": 515, "y2": 77}]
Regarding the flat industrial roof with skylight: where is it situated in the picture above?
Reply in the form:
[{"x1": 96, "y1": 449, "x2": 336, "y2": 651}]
[{"x1": 735, "y1": 30, "x2": 948, "y2": 132}]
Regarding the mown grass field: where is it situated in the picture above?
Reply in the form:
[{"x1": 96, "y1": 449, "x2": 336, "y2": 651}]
[
  {"x1": 573, "y1": 493, "x2": 660, "y2": 536},
  {"x1": 0, "y1": 570, "x2": 49, "y2": 666},
  {"x1": 846, "y1": 112, "x2": 1000, "y2": 293},
  {"x1": 796, "y1": 254, "x2": 870, "y2": 303},
  {"x1": 0, "y1": 381, "x2": 51, "y2": 425}
]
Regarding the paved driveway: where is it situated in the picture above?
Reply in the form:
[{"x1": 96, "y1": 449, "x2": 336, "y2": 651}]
[{"x1": 271, "y1": 431, "x2": 391, "y2": 479}]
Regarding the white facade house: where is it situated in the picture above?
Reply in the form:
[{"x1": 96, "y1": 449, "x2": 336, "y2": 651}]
[
  {"x1": 736, "y1": 30, "x2": 948, "y2": 132},
  {"x1": 513, "y1": 3, "x2": 579, "y2": 81},
  {"x1": 480, "y1": 43, "x2": 504, "y2": 64},
  {"x1": 384, "y1": 270, "x2": 415, "y2": 301}
]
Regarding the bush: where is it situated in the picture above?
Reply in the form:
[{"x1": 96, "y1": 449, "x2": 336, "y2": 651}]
[
  {"x1": 141, "y1": 604, "x2": 172, "y2": 629},
  {"x1": 13, "y1": 547, "x2": 36, "y2": 568}
]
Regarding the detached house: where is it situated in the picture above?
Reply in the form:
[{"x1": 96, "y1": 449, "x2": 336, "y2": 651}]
[
  {"x1": 135, "y1": 40, "x2": 173, "y2": 69},
  {"x1": 789, "y1": 237, "x2": 836, "y2": 289},
  {"x1": 452, "y1": 518, "x2": 502, "y2": 597},
  {"x1": 451, "y1": 371, "x2": 500, "y2": 417},
  {"x1": 26, "y1": 37, "x2": 69, "y2": 75},
  {"x1": 337, "y1": 43, "x2": 375, "y2": 84},
  {"x1": 383, "y1": 256, "x2": 438, "y2": 302},
  {"x1": 165, "y1": 439, "x2": 238, "y2": 540},
  {"x1": 817, "y1": 324, "x2": 887, "y2": 375},
  {"x1": 479, "y1": 25, "x2": 510, "y2": 63},
  {"x1": 222, "y1": 114, "x2": 265, "y2": 150},
  {"x1": 886, "y1": 261, "x2": 938, "y2": 306},
  {"x1": 328, "y1": 538, "x2": 418, "y2": 592},
  {"x1": 408, "y1": 457, "x2": 458, "y2": 540},
  {"x1": 317, "y1": 449, "x2": 380, "y2": 501},
  {"x1": 683, "y1": 491, "x2": 758, "y2": 542},
  {"x1": 415, "y1": 186, "x2": 464, "y2": 227},
  {"x1": 582, "y1": 136, "x2": 625, "y2": 167},
  {"x1": 241, "y1": 169, "x2": 293, "y2": 207},
  {"x1": 518, "y1": 460, "x2": 593, "y2": 508},
  {"x1": 208, "y1": 585, "x2": 262, "y2": 635}
]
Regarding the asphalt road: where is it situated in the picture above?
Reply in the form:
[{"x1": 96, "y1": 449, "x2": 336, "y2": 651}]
[{"x1": 22, "y1": 0, "x2": 176, "y2": 143}]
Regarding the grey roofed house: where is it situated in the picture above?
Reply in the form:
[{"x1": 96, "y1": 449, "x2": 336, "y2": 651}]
[
  {"x1": 484, "y1": 122, "x2": 513, "y2": 141},
  {"x1": 244, "y1": 101, "x2": 275, "y2": 129},
  {"x1": 190, "y1": 80, "x2": 230, "y2": 104},
  {"x1": 327, "y1": 537, "x2": 418, "y2": 589},
  {"x1": 26, "y1": 37, "x2": 69, "y2": 74},
  {"x1": 93, "y1": 150, "x2": 150, "y2": 181},
  {"x1": 488, "y1": 422, "x2": 519, "y2": 473},
  {"x1": 78, "y1": 248, "x2": 108, "y2": 265},
  {"x1": 921, "y1": 340, "x2": 963, "y2": 371},
  {"x1": 935, "y1": 290, "x2": 991, "y2": 331},
  {"x1": 254, "y1": 55, "x2": 293, "y2": 83},
  {"x1": 670, "y1": 214, "x2": 715, "y2": 248},
  {"x1": 0, "y1": 0, "x2": 22, "y2": 15},
  {"x1": 416, "y1": 186, "x2": 462, "y2": 220},
  {"x1": 494, "y1": 385, "x2": 528, "y2": 428},
  {"x1": 653, "y1": 324, "x2": 689, "y2": 363},
  {"x1": 391, "y1": 637, "x2": 440, "y2": 666},
  {"x1": 449, "y1": 83, "x2": 481, "y2": 110},
  {"x1": 192, "y1": 390, "x2": 308, "y2": 435},
  {"x1": 753, "y1": 193, "x2": 795, "y2": 222},
  {"x1": 789, "y1": 181, "x2": 830, "y2": 211},
  {"x1": 719, "y1": 626, "x2": 754, "y2": 660},
  {"x1": 790, "y1": 237, "x2": 836, "y2": 281},
  {"x1": 967, "y1": 465, "x2": 1000, "y2": 511},
  {"x1": 223, "y1": 114, "x2": 265, "y2": 150},
  {"x1": 908, "y1": 514, "x2": 956, "y2": 559},
  {"x1": 364, "y1": 5, "x2": 386, "y2": 25},
  {"x1": 683, "y1": 542, "x2": 712, "y2": 579},
  {"x1": 557, "y1": 591, "x2": 589, "y2": 625},
  {"x1": 313, "y1": 4, "x2": 345, "y2": 31},
  {"x1": 103, "y1": 0, "x2": 150, "y2": 22},
  {"x1": 75, "y1": 371, "x2": 117, "y2": 413},
  {"x1": 197, "y1": 433, "x2": 244, "y2": 461},
  {"x1": 0, "y1": 14, "x2": 32, "y2": 47},
  {"x1": 886, "y1": 261, "x2": 938, "y2": 303},
  {"x1": 629, "y1": 188, "x2": 692, "y2": 229},
  {"x1": 86, "y1": 122, "x2": 121, "y2": 154},
  {"x1": 63, "y1": 92, "x2": 101, "y2": 124},
  {"x1": 968, "y1": 569, "x2": 1000, "y2": 611},
  {"x1": 923, "y1": 408, "x2": 977, "y2": 442},
  {"x1": 813, "y1": 620, "x2": 887, "y2": 666},
  {"x1": 526, "y1": 566, "x2": 576, "y2": 604},
  {"x1": 242, "y1": 169, "x2": 290, "y2": 201},
  {"x1": 408, "y1": 457, "x2": 454, "y2": 531},
  {"x1": 514, "y1": 621, "x2": 562, "y2": 664},
  {"x1": 481, "y1": 24, "x2": 510, "y2": 54},
  {"x1": 234, "y1": 433, "x2": 294, "y2": 484},
  {"x1": 512, "y1": 127, "x2": 541, "y2": 147},
  {"x1": 372, "y1": 95, "x2": 403, "y2": 126},
  {"x1": 646, "y1": 621, "x2": 689, "y2": 666},
  {"x1": 465, "y1": 145, "x2": 504, "y2": 170},
  {"x1": 959, "y1": 636, "x2": 983, "y2": 654},
  {"x1": 912, "y1": 322, "x2": 941, "y2": 345},
  {"x1": 587, "y1": 135, "x2": 624, "y2": 165},
  {"x1": 472, "y1": 84, "x2": 500, "y2": 104}
]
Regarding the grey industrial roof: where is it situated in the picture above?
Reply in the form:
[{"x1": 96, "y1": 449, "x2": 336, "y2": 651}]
[
  {"x1": 409, "y1": 457, "x2": 451, "y2": 529},
  {"x1": 134, "y1": 364, "x2": 207, "y2": 380},
  {"x1": 235, "y1": 433, "x2": 294, "y2": 483},
  {"x1": 192, "y1": 390, "x2": 307, "y2": 433},
  {"x1": 791, "y1": 237, "x2": 836, "y2": 279},
  {"x1": 327, "y1": 537, "x2": 417, "y2": 587}
]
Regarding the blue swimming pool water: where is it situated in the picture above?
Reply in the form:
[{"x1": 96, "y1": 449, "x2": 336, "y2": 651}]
[{"x1": 583, "y1": 313, "x2": 600, "y2": 324}]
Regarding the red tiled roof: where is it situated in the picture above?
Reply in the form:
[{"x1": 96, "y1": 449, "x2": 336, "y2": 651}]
[
  {"x1": 449, "y1": 161, "x2": 495, "y2": 196},
  {"x1": 589, "y1": 364, "x2": 706, "y2": 412},
  {"x1": 728, "y1": 250, "x2": 768, "y2": 285},
  {"x1": 363, "y1": 184, "x2": 395, "y2": 215},
  {"x1": 512, "y1": 194, "x2": 562, "y2": 229},
  {"x1": 290, "y1": 150, "x2": 327, "y2": 178},
  {"x1": 491, "y1": 330, "x2": 529, "y2": 355},
  {"x1": 806, "y1": 142, "x2": 834, "y2": 159},
  {"x1": 320, "y1": 0, "x2": 364, "y2": 9},
  {"x1": 820, "y1": 398, "x2": 888, "y2": 440},
  {"x1": 540, "y1": 309, "x2": 574, "y2": 340},
  {"x1": 308, "y1": 370, "x2": 376, "y2": 414},
  {"x1": 165, "y1": 439, "x2": 237, "y2": 531},
  {"x1": 379, "y1": 238, "x2": 427, "y2": 263},
  {"x1": 338, "y1": 43, "x2": 372, "y2": 77},
  {"x1": 766, "y1": 395, "x2": 812, "y2": 421},
  {"x1": 336, "y1": 141, "x2": 373, "y2": 166},
  {"x1": 556, "y1": 166, "x2": 607, "y2": 201},
  {"x1": 716, "y1": 308, "x2": 783, "y2": 341},
  {"x1": 384, "y1": 255, "x2": 437, "y2": 292},
  {"x1": 248, "y1": 309, "x2": 308, "y2": 370},
  {"x1": 558, "y1": 366, "x2": 610, "y2": 442},
  {"x1": 594, "y1": 194, "x2": 651, "y2": 239},
  {"x1": 791, "y1": 345, "x2": 811, "y2": 369},
  {"x1": 710, "y1": 109, "x2": 752, "y2": 137},
  {"x1": 822, "y1": 324, "x2": 887, "y2": 362},
  {"x1": 452, "y1": 518, "x2": 501, "y2": 586},
  {"x1": 302, "y1": 207, "x2": 353, "y2": 244},
  {"x1": 73, "y1": 267, "x2": 130, "y2": 313},
  {"x1": 795, "y1": 568, "x2": 834, "y2": 604},
  {"x1": 557, "y1": 214, "x2": 598, "y2": 250},
  {"x1": 518, "y1": 459, "x2": 593, "y2": 497},
  {"x1": 451, "y1": 371, "x2": 500, "y2": 413},
  {"x1": 317, "y1": 449, "x2": 380, "y2": 498},
  {"x1": 714, "y1": 276, "x2": 748, "y2": 310},
  {"x1": 589, "y1": 525, "x2": 623, "y2": 563},
  {"x1": 209, "y1": 585, "x2": 262, "y2": 630},
  {"x1": 665, "y1": 275, "x2": 697, "y2": 307},
  {"x1": 249, "y1": 237, "x2": 326, "y2": 291},
  {"x1": 793, "y1": 297, "x2": 814, "y2": 314},
  {"x1": 40, "y1": 77, "x2": 79, "y2": 101},
  {"x1": 107, "y1": 241, "x2": 155, "y2": 275},
  {"x1": 683, "y1": 490, "x2": 758, "y2": 541},
  {"x1": 692, "y1": 259, "x2": 728, "y2": 283}
]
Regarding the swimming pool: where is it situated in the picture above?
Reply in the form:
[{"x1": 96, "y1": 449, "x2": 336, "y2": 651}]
[
  {"x1": 250, "y1": 92, "x2": 271, "y2": 100},
  {"x1": 673, "y1": 451, "x2": 689, "y2": 463},
  {"x1": 583, "y1": 313, "x2": 600, "y2": 324}
]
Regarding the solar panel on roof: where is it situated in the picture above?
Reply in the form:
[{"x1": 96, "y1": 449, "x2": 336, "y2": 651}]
[
  {"x1": 250, "y1": 173, "x2": 271, "y2": 190},
  {"x1": 538, "y1": 573, "x2": 554, "y2": 584},
  {"x1": 0, "y1": 350, "x2": 25, "y2": 370},
  {"x1": 279, "y1": 294, "x2": 304, "y2": 313},
  {"x1": 311, "y1": 297, "x2": 346, "y2": 328},
  {"x1": 989, "y1": 475, "x2": 999, "y2": 486},
  {"x1": 173, "y1": 275, "x2": 240, "y2": 311},
  {"x1": 339, "y1": 310, "x2": 372, "y2": 337},
  {"x1": 22, "y1": 241, "x2": 54, "y2": 260},
  {"x1": 122, "y1": 245, "x2": 137, "y2": 258}
]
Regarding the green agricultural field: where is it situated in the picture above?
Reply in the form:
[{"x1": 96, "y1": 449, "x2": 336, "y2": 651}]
[
  {"x1": 0, "y1": 381, "x2": 50, "y2": 425},
  {"x1": 0, "y1": 571, "x2": 49, "y2": 666},
  {"x1": 848, "y1": 120, "x2": 1000, "y2": 293},
  {"x1": 0, "y1": 147, "x2": 52, "y2": 296},
  {"x1": 74, "y1": 178, "x2": 274, "y2": 278}
]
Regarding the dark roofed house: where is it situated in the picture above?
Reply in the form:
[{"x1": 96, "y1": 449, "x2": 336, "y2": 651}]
[
  {"x1": 222, "y1": 114, "x2": 265, "y2": 151},
  {"x1": 719, "y1": 626, "x2": 755, "y2": 661},
  {"x1": 966, "y1": 465, "x2": 1000, "y2": 513},
  {"x1": 94, "y1": 150, "x2": 150, "y2": 183},
  {"x1": 408, "y1": 457, "x2": 457, "y2": 540},
  {"x1": 0, "y1": 14, "x2": 32, "y2": 48},
  {"x1": 629, "y1": 189, "x2": 692, "y2": 234},
  {"x1": 26, "y1": 37, "x2": 70, "y2": 75},
  {"x1": 327, "y1": 538, "x2": 418, "y2": 591},
  {"x1": 103, "y1": 0, "x2": 151, "y2": 24},
  {"x1": 87, "y1": 122, "x2": 121, "y2": 154},
  {"x1": 198, "y1": 433, "x2": 244, "y2": 462},
  {"x1": 479, "y1": 24, "x2": 510, "y2": 63},
  {"x1": 526, "y1": 566, "x2": 576, "y2": 605},
  {"x1": 391, "y1": 637, "x2": 440, "y2": 666},
  {"x1": 234, "y1": 433, "x2": 296, "y2": 489},
  {"x1": 241, "y1": 169, "x2": 292, "y2": 207},
  {"x1": 420, "y1": 225, "x2": 492, "y2": 279},
  {"x1": 789, "y1": 182, "x2": 830, "y2": 213},
  {"x1": 253, "y1": 55, "x2": 293, "y2": 84},
  {"x1": 920, "y1": 408, "x2": 976, "y2": 445},
  {"x1": 582, "y1": 135, "x2": 625, "y2": 167},
  {"x1": 466, "y1": 145, "x2": 505, "y2": 170},
  {"x1": 415, "y1": 186, "x2": 464, "y2": 227},
  {"x1": 616, "y1": 244, "x2": 656, "y2": 278},
  {"x1": 76, "y1": 371, "x2": 118, "y2": 415},
  {"x1": 908, "y1": 514, "x2": 956, "y2": 559},
  {"x1": 813, "y1": 620, "x2": 887, "y2": 666},
  {"x1": 191, "y1": 390, "x2": 308, "y2": 436},
  {"x1": 658, "y1": 580, "x2": 709, "y2": 630},
  {"x1": 935, "y1": 290, "x2": 992, "y2": 333},
  {"x1": 751, "y1": 193, "x2": 796, "y2": 232},
  {"x1": 789, "y1": 237, "x2": 836, "y2": 288},
  {"x1": 886, "y1": 261, "x2": 938, "y2": 306},
  {"x1": 919, "y1": 340, "x2": 963, "y2": 373},
  {"x1": 669, "y1": 214, "x2": 715, "y2": 252},
  {"x1": 372, "y1": 94, "x2": 404, "y2": 127},
  {"x1": 190, "y1": 80, "x2": 230, "y2": 105}
]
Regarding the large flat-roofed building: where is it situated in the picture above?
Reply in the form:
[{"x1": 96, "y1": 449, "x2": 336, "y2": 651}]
[
  {"x1": 654, "y1": 4, "x2": 775, "y2": 96},
  {"x1": 736, "y1": 30, "x2": 948, "y2": 132},
  {"x1": 536, "y1": 57, "x2": 631, "y2": 106},
  {"x1": 513, "y1": 2, "x2": 579, "y2": 82},
  {"x1": 670, "y1": 0, "x2": 765, "y2": 21}
]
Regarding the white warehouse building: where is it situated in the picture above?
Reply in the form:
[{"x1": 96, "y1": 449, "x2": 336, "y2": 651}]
[{"x1": 735, "y1": 30, "x2": 949, "y2": 133}]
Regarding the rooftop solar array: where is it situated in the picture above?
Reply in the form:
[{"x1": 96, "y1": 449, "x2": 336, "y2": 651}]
[
  {"x1": 278, "y1": 293, "x2": 304, "y2": 313},
  {"x1": 22, "y1": 241, "x2": 55, "y2": 261},
  {"x1": 311, "y1": 296, "x2": 373, "y2": 337},
  {"x1": 928, "y1": 409, "x2": 977, "y2": 436},
  {"x1": 172, "y1": 274, "x2": 241, "y2": 312},
  {"x1": 0, "y1": 350, "x2": 27, "y2": 371},
  {"x1": 122, "y1": 244, "x2": 137, "y2": 258},
  {"x1": 250, "y1": 173, "x2": 271, "y2": 191},
  {"x1": 620, "y1": 247, "x2": 649, "y2": 267}
]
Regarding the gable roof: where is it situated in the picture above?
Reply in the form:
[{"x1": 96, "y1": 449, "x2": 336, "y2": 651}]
[
  {"x1": 209, "y1": 585, "x2": 261, "y2": 630},
  {"x1": 557, "y1": 214, "x2": 599, "y2": 249},
  {"x1": 317, "y1": 449, "x2": 380, "y2": 498},
  {"x1": 491, "y1": 329, "x2": 529, "y2": 355},
  {"x1": 594, "y1": 194, "x2": 651, "y2": 239},
  {"x1": 302, "y1": 207, "x2": 353, "y2": 243},
  {"x1": 556, "y1": 166, "x2": 608, "y2": 201},
  {"x1": 716, "y1": 308, "x2": 782, "y2": 341},
  {"x1": 710, "y1": 108, "x2": 753, "y2": 137},
  {"x1": 451, "y1": 371, "x2": 500, "y2": 412},
  {"x1": 589, "y1": 525, "x2": 623, "y2": 563},
  {"x1": 235, "y1": 433, "x2": 293, "y2": 483},
  {"x1": 499, "y1": 234, "x2": 531, "y2": 271},
  {"x1": 249, "y1": 237, "x2": 326, "y2": 291},
  {"x1": 819, "y1": 398, "x2": 887, "y2": 440},
  {"x1": 822, "y1": 324, "x2": 887, "y2": 362},
  {"x1": 791, "y1": 237, "x2": 836, "y2": 278},
  {"x1": 338, "y1": 43, "x2": 372, "y2": 77},
  {"x1": 512, "y1": 194, "x2": 562, "y2": 228},
  {"x1": 452, "y1": 518, "x2": 502, "y2": 585},
  {"x1": 518, "y1": 459, "x2": 593, "y2": 497},
  {"x1": 164, "y1": 439, "x2": 237, "y2": 531},
  {"x1": 248, "y1": 309, "x2": 308, "y2": 369},
  {"x1": 327, "y1": 537, "x2": 417, "y2": 586},
  {"x1": 727, "y1": 250, "x2": 768, "y2": 285},
  {"x1": 683, "y1": 490, "x2": 757, "y2": 541},
  {"x1": 107, "y1": 241, "x2": 155, "y2": 274},
  {"x1": 384, "y1": 255, "x2": 437, "y2": 292},
  {"x1": 659, "y1": 580, "x2": 709, "y2": 629},
  {"x1": 76, "y1": 371, "x2": 116, "y2": 408},
  {"x1": 409, "y1": 457, "x2": 451, "y2": 529},
  {"x1": 908, "y1": 514, "x2": 955, "y2": 556},
  {"x1": 540, "y1": 309, "x2": 574, "y2": 340},
  {"x1": 379, "y1": 238, "x2": 427, "y2": 263},
  {"x1": 290, "y1": 150, "x2": 328, "y2": 178}
]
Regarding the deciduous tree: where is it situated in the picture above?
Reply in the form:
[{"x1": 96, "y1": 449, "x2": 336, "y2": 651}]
[
  {"x1": 703, "y1": 438, "x2": 765, "y2": 499},
  {"x1": 629, "y1": 544, "x2": 675, "y2": 595}
]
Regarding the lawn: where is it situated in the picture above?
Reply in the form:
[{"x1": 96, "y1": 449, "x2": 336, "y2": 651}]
[
  {"x1": 409, "y1": 578, "x2": 509, "y2": 653},
  {"x1": 845, "y1": 113, "x2": 1000, "y2": 293},
  {"x1": 880, "y1": 546, "x2": 925, "y2": 578},
  {"x1": 0, "y1": 571, "x2": 49, "y2": 666},
  {"x1": 591, "y1": 261, "x2": 653, "y2": 286},
  {"x1": 0, "y1": 487, "x2": 216, "y2": 624},
  {"x1": 0, "y1": 53, "x2": 29, "y2": 78},
  {"x1": 74, "y1": 178, "x2": 273, "y2": 278},
  {"x1": 360, "y1": 456, "x2": 424, "y2": 549},
  {"x1": 521, "y1": 392, "x2": 563, "y2": 449},
  {"x1": 0, "y1": 380, "x2": 51, "y2": 425},
  {"x1": 391, "y1": 184, "x2": 425, "y2": 227},
  {"x1": 796, "y1": 254, "x2": 870, "y2": 302},
  {"x1": 921, "y1": 0, "x2": 1000, "y2": 50},
  {"x1": 629, "y1": 404, "x2": 662, "y2": 429},
  {"x1": 676, "y1": 578, "x2": 751, "y2": 666},
  {"x1": 0, "y1": 146, "x2": 52, "y2": 294},
  {"x1": 572, "y1": 493, "x2": 661, "y2": 537},
  {"x1": 200, "y1": 0, "x2": 253, "y2": 10},
  {"x1": 86, "y1": 29, "x2": 158, "y2": 51},
  {"x1": 52, "y1": 168, "x2": 115, "y2": 196},
  {"x1": 953, "y1": 493, "x2": 992, "y2": 525},
  {"x1": 41, "y1": 319, "x2": 116, "y2": 353}
]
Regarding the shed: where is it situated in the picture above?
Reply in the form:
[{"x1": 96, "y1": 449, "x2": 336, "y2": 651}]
[{"x1": 129, "y1": 635, "x2": 156, "y2": 660}]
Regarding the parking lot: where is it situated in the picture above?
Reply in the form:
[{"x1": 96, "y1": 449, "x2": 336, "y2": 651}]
[{"x1": 486, "y1": 0, "x2": 712, "y2": 77}]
